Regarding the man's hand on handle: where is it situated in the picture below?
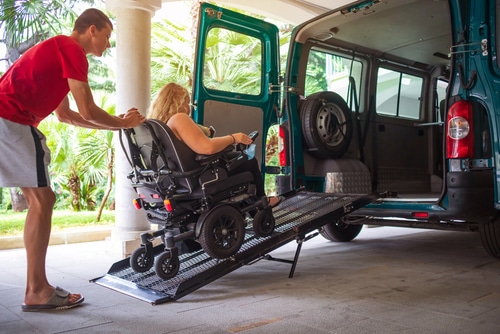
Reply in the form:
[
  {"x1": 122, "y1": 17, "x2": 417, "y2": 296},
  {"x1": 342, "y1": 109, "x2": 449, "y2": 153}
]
[{"x1": 118, "y1": 107, "x2": 146, "y2": 128}]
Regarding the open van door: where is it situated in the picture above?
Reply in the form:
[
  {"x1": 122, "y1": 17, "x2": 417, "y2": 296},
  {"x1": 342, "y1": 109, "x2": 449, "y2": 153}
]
[{"x1": 191, "y1": 2, "x2": 280, "y2": 169}]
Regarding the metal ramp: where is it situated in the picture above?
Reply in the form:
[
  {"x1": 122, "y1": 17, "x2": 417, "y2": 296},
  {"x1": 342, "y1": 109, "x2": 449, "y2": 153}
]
[{"x1": 91, "y1": 191, "x2": 378, "y2": 304}]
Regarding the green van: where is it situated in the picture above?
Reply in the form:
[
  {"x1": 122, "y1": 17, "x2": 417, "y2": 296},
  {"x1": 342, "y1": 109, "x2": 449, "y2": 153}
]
[{"x1": 191, "y1": 1, "x2": 500, "y2": 258}]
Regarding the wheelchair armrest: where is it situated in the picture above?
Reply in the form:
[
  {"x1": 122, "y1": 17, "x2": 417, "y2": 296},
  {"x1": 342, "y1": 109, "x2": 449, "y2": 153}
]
[
  {"x1": 194, "y1": 145, "x2": 234, "y2": 165},
  {"x1": 225, "y1": 152, "x2": 248, "y2": 172}
]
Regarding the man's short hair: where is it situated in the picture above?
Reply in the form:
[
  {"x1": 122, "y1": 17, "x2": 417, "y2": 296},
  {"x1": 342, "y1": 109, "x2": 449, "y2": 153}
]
[{"x1": 73, "y1": 8, "x2": 113, "y2": 34}]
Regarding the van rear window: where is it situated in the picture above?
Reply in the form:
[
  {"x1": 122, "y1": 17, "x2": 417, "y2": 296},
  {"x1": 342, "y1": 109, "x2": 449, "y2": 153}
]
[{"x1": 304, "y1": 49, "x2": 362, "y2": 111}]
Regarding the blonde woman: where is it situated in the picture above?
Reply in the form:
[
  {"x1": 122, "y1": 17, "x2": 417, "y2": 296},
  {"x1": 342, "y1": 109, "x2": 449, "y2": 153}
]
[{"x1": 148, "y1": 82, "x2": 280, "y2": 206}]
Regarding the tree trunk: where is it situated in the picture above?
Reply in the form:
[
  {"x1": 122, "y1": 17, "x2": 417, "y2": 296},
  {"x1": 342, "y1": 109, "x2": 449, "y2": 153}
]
[
  {"x1": 97, "y1": 150, "x2": 114, "y2": 221},
  {"x1": 68, "y1": 171, "x2": 81, "y2": 211},
  {"x1": 10, "y1": 188, "x2": 28, "y2": 212}
]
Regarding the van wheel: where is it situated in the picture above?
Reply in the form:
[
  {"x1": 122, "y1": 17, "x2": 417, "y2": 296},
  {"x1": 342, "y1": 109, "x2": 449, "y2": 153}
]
[
  {"x1": 320, "y1": 221, "x2": 362, "y2": 242},
  {"x1": 300, "y1": 91, "x2": 353, "y2": 159},
  {"x1": 479, "y1": 221, "x2": 500, "y2": 259}
]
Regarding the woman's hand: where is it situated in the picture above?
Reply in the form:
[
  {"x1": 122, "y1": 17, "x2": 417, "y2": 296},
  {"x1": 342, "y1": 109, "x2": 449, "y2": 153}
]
[{"x1": 231, "y1": 133, "x2": 252, "y2": 145}]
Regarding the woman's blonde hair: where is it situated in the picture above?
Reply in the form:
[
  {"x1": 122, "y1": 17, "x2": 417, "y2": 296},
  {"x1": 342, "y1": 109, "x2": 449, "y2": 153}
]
[{"x1": 148, "y1": 82, "x2": 190, "y2": 123}]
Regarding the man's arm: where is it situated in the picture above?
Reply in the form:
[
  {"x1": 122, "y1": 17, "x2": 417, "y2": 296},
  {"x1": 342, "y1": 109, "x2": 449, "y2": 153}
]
[
  {"x1": 54, "y1": 96, "x2": 112, "y2": 129},
  {"x1": 54, "y1": 78, "x2": 144, "y2": 130}
]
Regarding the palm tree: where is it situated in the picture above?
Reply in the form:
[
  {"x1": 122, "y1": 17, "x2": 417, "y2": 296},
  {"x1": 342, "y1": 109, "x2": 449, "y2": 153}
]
[
  {"x1": 0, "y1": 0, "x2": 90, "y2": 65},
  {"x1": 0, "y1": 0, "x2": 118, "y2": 213},
  {"x1": 150, "y1": 19, "x2": 193, "y2": 93},
  {"x1": 37, "y1": 117, "x2": 84, "y2": 210},
  {"x1": 77, "y1": 104, "x2": 117, "y2": 220}
]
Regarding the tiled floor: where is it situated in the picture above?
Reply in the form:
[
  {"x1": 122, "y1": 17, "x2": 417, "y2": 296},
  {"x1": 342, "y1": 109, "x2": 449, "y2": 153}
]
[{"x1": 1, "y1": 226, "x2": 499, "y2": 334}]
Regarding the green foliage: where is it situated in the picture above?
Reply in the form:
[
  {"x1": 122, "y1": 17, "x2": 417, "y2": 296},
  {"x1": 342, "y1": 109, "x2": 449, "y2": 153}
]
[
  {"x1": 0, "y1": 188, "x2": 11, "y2": 211},
  {"x1": 88, "y1": 55, "x2": 116, "y2": 92},
  {"x1": 203, "y1": 28, "x2": 262, "y2": 95},
  {"x1": 264, "y1": 125, "x2": 280, "y2": 195},
  {"x1": 150, "y1": 20, "x2": 193, "y2": 94},
  {"x1": 0, "y1": 0, "x2": 77, "y2": 47},
  {"x1": 38, "y1": 109, "x2": 115, "y2": 211},
  {"x1": 305, "y1": 50, "x2": 328, "y2": 95}
]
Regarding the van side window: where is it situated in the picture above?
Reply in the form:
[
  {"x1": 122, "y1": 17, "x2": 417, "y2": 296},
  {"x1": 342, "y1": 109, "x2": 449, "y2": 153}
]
[
  {"x1": 203, "y1": 27, "x2": 262, "y2": 95},
  {"x1": 305, "y1": 49, "x2": 362, "y2": 110},
  {"x1": 376, "y1": 68, "x2": 423, "y2": 119}
]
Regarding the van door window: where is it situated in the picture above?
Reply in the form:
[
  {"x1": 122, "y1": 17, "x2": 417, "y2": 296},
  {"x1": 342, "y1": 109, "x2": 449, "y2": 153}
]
[
  {"x1": 203, "y1": 27, "x2": 262, "y2": 96},
  {"x1": 376, "y1": 68, "x2": 423, "y2": 119},
  {"x1": 305, "y1": 49, "x2": 363, "y2": 110}
]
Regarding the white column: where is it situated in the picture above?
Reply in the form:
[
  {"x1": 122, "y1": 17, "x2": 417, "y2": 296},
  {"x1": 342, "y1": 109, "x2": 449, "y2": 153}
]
[{"x1": 106, "y1": 0, "x2": 161, "y2": 257}]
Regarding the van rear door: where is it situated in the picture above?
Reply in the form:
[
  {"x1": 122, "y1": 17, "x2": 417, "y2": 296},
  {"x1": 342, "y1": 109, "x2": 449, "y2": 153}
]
[{"x1": 192, "y1": 2, "x2": 280, "y2": 168}]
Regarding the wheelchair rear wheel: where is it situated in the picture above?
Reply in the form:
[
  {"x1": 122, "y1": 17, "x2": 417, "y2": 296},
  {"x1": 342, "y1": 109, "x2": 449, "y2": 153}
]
[{"x1": 199, "y1": 205, "x2": 245, "y2": 259}]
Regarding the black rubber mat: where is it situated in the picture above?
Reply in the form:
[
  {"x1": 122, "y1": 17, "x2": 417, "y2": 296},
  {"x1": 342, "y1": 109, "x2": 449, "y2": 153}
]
[{"x1": 92, "y1": 191, "x2": 378, "y2": 304}]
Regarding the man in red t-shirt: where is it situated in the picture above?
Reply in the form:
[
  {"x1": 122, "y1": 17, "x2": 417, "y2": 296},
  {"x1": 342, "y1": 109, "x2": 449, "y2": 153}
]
[{"x1": 0, "y1": 8, "x2": 145, "y2": 311}]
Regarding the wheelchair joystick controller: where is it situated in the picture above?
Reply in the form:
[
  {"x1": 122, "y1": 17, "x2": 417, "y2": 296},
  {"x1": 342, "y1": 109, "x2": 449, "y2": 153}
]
[
  {"x1": 241, "y1": 131, "x2": 258, "y2": 159},
  {"x1": 248, "y1": 130, "x2": 258, "y2": 142}
]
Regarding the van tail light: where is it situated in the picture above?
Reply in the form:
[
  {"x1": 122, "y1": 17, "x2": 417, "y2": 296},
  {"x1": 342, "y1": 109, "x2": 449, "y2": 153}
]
[
  {"x1": 446, "y1": 100, "x2": 474, "y2": 158},
  {"x1": 279, "y1": 125, "x2": 288, "y2": 166}
]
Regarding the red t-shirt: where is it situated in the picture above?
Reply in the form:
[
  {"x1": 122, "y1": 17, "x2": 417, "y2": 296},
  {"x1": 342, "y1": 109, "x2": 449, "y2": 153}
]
[{"x1": 0, "y1": 35, "x2": 88, "y2": 127}]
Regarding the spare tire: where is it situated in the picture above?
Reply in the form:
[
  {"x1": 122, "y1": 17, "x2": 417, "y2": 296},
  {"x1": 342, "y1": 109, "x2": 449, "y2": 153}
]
[{"x1": 300, "y1": 91, "x2": 353, "y2": 159}]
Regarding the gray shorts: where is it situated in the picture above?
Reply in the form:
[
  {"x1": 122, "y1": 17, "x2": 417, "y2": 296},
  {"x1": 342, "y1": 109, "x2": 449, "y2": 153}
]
[{"x1": 0, "y1": 118, "x2": 51, "y2": 188}]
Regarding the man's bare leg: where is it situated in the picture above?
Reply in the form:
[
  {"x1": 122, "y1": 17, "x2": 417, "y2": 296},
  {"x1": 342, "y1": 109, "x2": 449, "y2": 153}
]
[{"x1": 21, "y1": 187, "x2": 82, "y2": 306}]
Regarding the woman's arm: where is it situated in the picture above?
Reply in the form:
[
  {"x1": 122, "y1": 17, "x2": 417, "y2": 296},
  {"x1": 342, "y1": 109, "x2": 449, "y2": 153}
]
[{"x1": 167, "y1": 113, "x2": 252, "y2": 155}]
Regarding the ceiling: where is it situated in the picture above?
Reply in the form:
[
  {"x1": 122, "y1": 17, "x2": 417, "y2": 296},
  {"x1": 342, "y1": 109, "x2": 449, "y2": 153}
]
[{"x1": 163, "y1": 0, "x2": 356, "y2": 25}]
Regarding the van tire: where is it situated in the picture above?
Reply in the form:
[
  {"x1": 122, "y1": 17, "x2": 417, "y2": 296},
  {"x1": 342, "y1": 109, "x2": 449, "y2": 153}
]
[
  {"x1": 320, "y1": 221, "x2": 363, "y2": 242},
  {"x1": 479, "y1": 221, "x2": 500, "y2": 259},
  {"x1": 300, "y1": 91, "x2": 353, "y2": 159}
]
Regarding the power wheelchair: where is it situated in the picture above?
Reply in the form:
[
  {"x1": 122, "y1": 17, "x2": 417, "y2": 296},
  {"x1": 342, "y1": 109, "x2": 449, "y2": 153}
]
[{"x1": 120, "y1": 119, "x2": 275, "y2": 279}]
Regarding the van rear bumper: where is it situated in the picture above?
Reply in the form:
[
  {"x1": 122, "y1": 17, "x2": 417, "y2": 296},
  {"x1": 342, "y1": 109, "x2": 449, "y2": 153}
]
[
  {"x1": 354, "y1": 170, "x2": 496, "y2": 224},
  {"x1": 445, "y1": 170, "x2": 496, "y2": 222}
]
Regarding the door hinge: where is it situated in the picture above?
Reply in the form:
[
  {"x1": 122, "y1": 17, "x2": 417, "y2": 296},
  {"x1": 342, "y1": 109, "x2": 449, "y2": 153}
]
[{"x1": 450, "y1": 40, "x2": 487, "y2": 56}]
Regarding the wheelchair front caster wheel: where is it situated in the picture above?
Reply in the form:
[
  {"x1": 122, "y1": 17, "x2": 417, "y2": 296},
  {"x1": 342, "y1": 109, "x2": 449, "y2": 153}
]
[
  {"x1": 253, "y1": 206, "x2": 275, "y2": 237},
  {"x1": 130, "y1": 247, "x2": 154, "y2": 273},
  {"x1": 155, "y1": 251, "x2": 180, "y2": 280}
]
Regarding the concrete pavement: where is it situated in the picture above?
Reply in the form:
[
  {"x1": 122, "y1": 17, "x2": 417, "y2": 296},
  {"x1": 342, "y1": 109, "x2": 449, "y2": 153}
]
[{"x1": 1, "y1": 226, "x2": 499, "y2": 333}]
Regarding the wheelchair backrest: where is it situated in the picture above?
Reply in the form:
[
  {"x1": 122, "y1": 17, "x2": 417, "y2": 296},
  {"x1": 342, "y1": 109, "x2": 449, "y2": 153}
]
[{"x1": 124, "y1": 119, "x2": 202, "y2": 194}]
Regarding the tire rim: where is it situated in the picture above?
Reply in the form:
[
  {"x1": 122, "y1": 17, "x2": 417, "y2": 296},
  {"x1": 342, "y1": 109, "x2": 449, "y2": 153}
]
[
  {"x1": 316, "y1": 101, "x2": 348, "y2": 147},
  {"x1": 213, "y1": 215, "x2": 239, "y2": 249}
]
